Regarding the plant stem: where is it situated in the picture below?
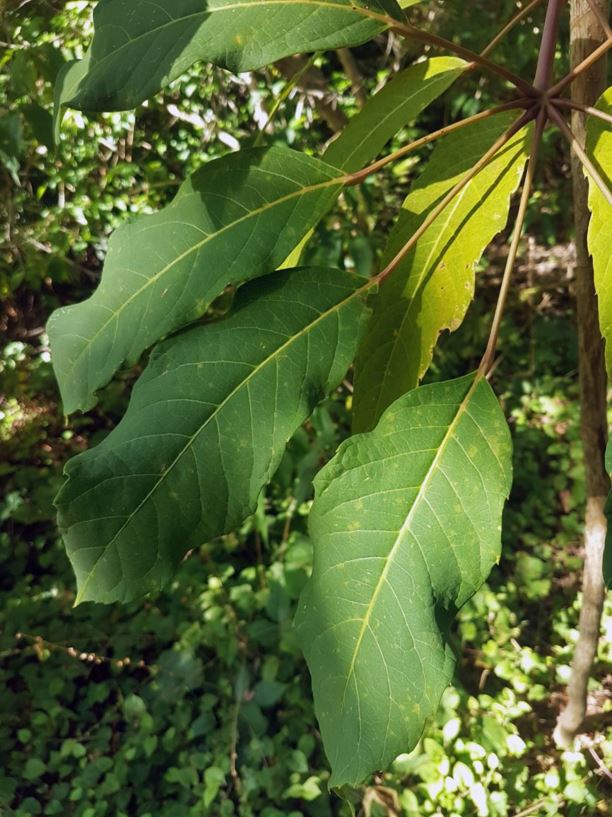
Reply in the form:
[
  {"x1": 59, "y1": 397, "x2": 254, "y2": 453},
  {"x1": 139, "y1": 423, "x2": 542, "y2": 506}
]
[
  {"x1": 346, "y1": 99, "x2": 532, "y2": 186},
  {"x1": 547, "y1": 35, "x2": 612, "y2": 96},
  {"x1": 375, "y1": 108, "x2": 537, "y2": 285},
  {"x1": 586, "y1": 0, "x2": 612, "y2": 36},
  {"x1": 481, "y1": 0, "x2": 547, "y2": 58},
  {"x1": 554, "y1": 0, "x2": 609, "y2": 750},
  {"x1": 547, "y1": 102, "x2": 612, "y2": 204},
  {"x1": 553, "y1": 96, "x2": 612, "y2": 124},
  {"x1": 479, "y1": 109, "x2": 547, "y2": 375},
  {"x1": 534, "y1": 0, "x2": 566, "y2": 89}
]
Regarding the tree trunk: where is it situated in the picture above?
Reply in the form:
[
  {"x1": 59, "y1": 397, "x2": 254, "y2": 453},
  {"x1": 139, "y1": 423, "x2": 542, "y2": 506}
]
[{"x1": 554, "y1": 0, "x2": 610, "y2": 749}]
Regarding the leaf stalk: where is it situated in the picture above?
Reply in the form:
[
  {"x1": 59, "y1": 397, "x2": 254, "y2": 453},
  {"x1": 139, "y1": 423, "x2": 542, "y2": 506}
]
[
  {"x1": 547, "y1": 36, "x2": 612, "y2": 97},
  {"x1": 479, "y1": 108, "x2": 548, "y2": 375},
  {"x1": 390, "y1": 21, "x2": 539, "y2": 97},
  {"x1": 553, "y1": 97, "x2": 612, "y2": 125},
  {"x1": 345, "y1": 99, "x2": 533, "y2": 187},
  {"x1": 376, "y1": 107, "x2": 539, "y2": 286},
  {"x1": 546, "y1": 102, "x2": 612, "y2": 205},
  {"x1": 480, "y1": 0, "x2": 547, "y2": 58},
  {"x1": 534, "y1": 0, "x2": 566, "y2": 90}
]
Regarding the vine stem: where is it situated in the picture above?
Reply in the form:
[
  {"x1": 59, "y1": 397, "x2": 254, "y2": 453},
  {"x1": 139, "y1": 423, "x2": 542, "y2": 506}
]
[
  {"x1": 345, "y1": 99, "x2": 532, "y2": 186},
  {"x1": 481, "y1": 0, "x2": 547, "y2": 58},
  {"x1": 375, "y1": 108, "x2": 538, "y2": 285},
  {"x1": 547, "y1": 102, "x2": 612, "y2": 204},
  {"x1": 553, "y1": 97, "x2": 612, "y2": 124},
  {"x1": 547, "y1": 35, "x2": 612, "y2": 96},
  {"x1": 479, "y1": 109, "x2": 548, "y2": 375},
  {"x1": 585, "y1": 0, "x2": 612, "y2": 37},
  {"x1": 534, "y1": 0, "x2": 566, "y2": 89}
]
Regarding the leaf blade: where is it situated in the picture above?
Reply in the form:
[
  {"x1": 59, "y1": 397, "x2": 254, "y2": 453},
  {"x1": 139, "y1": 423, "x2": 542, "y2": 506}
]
[
  {"x1": 296, "y1": 373, "x2": 512, "y2": 787},
  {"x1": 324, "y1": 56, "x2": 466, "y2": 173},
  {"x1": 586, "y1": 87, "x2": 612, "y2": 375},
  {"x1": 56, "y1": 0, "x2": 406, "y2": 115},
  {"x1": 352, "y1": 113, "x2": 532, "y2": 432},
  {"x1": 56, "y1": 267, "x2": 369, "y2": 604},
  {"x1": 48, "y1": 146, "x2": 346, "y2": 413}
]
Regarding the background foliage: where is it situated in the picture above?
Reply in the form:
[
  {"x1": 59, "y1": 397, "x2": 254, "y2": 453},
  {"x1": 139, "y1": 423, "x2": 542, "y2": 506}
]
[{"x1": 0, "y1": 1, "x2": 610, "y2": 815}]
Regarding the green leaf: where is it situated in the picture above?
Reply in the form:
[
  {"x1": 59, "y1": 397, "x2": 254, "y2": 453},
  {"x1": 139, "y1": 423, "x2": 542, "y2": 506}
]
[
  {"x1": 55, "y1": 0, "x2": 404, "y2": 119},
  {"x1": 586, "y1": 87, "x2": 612, "y2": 376},
  {"x1": 352, "y1": 112, "x2": 532, "y2": 432},
  {"x1": 48, "y1": 146, "x2": 346, "y2": 414},
  {"x1": 296, "y1": 373, "x2": 512, "y2": 787},
  {"x1": 56, "y1": 267, "x2": 369, "y2": 604},
  {"x1": 280, "y1": 55, "x2": 464, "y2": 270},
  {"x1": 325, "y1": 57, "x2": 466, "y2": 173}
]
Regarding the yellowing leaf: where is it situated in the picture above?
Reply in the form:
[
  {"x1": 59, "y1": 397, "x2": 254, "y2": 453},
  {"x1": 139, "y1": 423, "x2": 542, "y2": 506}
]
[
  {"x1": 586, "y1": 87, "x2": 612, "y2": 375},
  {"x1": 352, "y1": 113, "x2": 532, "y2": 432}
]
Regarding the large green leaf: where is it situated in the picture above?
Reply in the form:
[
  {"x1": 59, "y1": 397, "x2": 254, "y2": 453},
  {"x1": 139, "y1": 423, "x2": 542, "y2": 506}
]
[
  {"x1": 352, "y1": 113, "x2": 531, "y2": 432},
  {"x1": 586, "y1": 87, "x2": 612, "y2": 376},
  {"x1": 54, "y1": 0, "x2": 410, "y2": 118},
  {"x1": 48, "y1": 146, "x2": 346, "y2": 414},
  {"x1": 56, "y1": 267, "x2": 369, "y2": 604},
  {"x1": 325, "y1": 57, "x2": 466, "y2": 173},
  {"x1": 296, "y1": 372, "x2": 512, "y2": 787}
]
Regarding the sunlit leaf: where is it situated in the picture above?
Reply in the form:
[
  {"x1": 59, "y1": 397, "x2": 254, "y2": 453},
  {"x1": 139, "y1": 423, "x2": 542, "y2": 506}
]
[
  {"x1": 296, "y1": 373, "x2": 512, "y2": 786},
  {"x1": 586, "y1": 86, "x2": 612, "y2": 375},
  {"x1": 325, "y1": 57, "x2": 466, "y2": 173},
  {"x1": 352, "y1": 112, "x2": 531, "y2": 432},
  {"x1": 48, "y1": 146, "x2": 346, "y2": 414},
  {"x1": 57, "y1": 267, "x2": 369, "y2": 604}
]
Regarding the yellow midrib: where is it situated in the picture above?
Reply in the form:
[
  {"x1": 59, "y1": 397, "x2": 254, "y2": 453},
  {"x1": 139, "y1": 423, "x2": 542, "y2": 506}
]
[{"x1": 340, "y1": 373, "x2": 481, "y2": 704}]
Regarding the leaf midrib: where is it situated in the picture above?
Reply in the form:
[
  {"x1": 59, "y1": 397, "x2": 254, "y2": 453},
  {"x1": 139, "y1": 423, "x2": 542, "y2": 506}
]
[
  {"x1": 74, "y1": 279, "x2": 366, "y2": 602},
  {"x1": 75, "y1": 0, "x2": 391, "y2": 93},
  {"x1": 339, "y1": 373, "x2": 481, "y2": 708}
]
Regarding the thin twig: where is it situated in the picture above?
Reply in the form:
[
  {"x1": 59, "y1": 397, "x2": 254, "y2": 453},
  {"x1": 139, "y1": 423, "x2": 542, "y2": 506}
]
[
  {"x1": 547, "y1": 102, "x2": 612, "y2": 205},
  {"x1": 347, "y1": 99, "x2": 532, "y2": 185},
  {"x1": 376, "y1": 108, "x2": 538, "y2": 284},
  {"x1": 480, "y1": 108, "x2": 547, "y2": 374},
  {"x1": 585, "y1": 0, "x2": 612, "y2": 38},
  {"x1": 481, "y1": 0, "x2": 547, "y2": 58},
  {"x1": 547, "y1": 36, "x2": 612, "y2": 97},
  {"x1": 553, "y1": 97, "x2": 612, "y2": 125}
]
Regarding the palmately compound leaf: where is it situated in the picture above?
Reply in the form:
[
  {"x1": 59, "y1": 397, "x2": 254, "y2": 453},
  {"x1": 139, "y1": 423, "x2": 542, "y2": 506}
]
[
  {"x1": 325, "y1": 57, "x2": 466, "y2": 173},
  {"x1": 296, "y1": 373, "x2": 512, "y2": 787},
  {"x1": 586, "y1": 87, "x2": 612, "y2": 375},
  {"x1": 56, "y1": 267, "x2": 369, "y2": 605},
  {"x1": 48, "y1": 146, "x2": 346, "y2": 414},
  {"x1": 352, "y1": 112, "x2": 532, "y2": 433},
  {"x1": 54, "y1": 0, "x2": 412, "y2": 120}
]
